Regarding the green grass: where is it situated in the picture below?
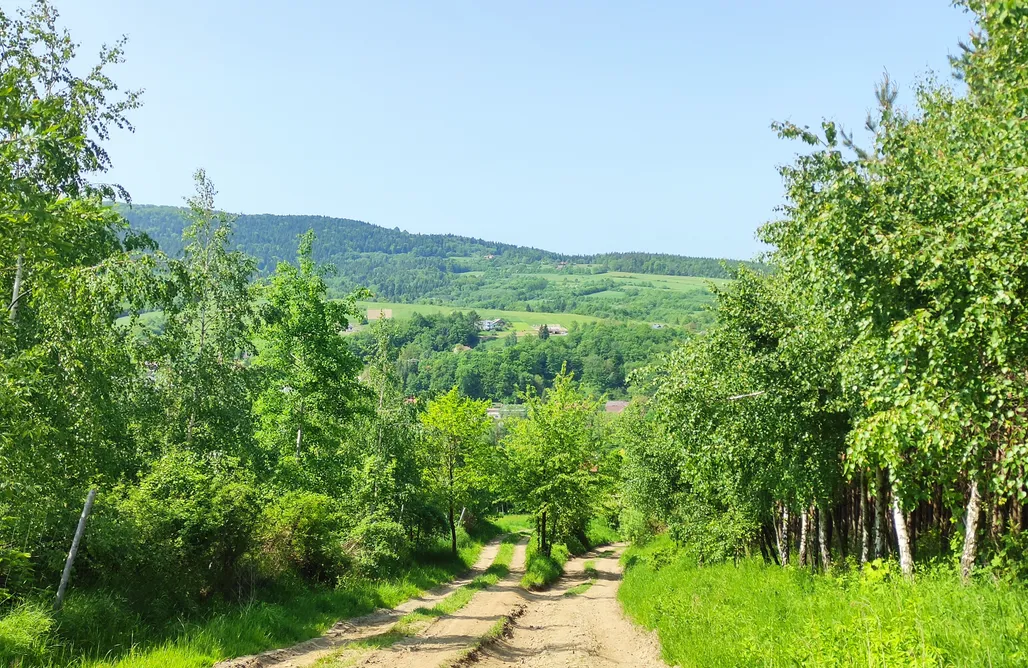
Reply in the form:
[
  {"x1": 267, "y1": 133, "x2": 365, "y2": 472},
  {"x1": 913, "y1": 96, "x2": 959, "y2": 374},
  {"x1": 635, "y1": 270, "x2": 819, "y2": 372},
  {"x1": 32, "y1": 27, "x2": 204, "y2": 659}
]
[
  {"x1": 490, "y1": 514, "x2": 533, "y2": 534},
  {"x1": 584, "y1": 517, "x2": 619, "y2": 547},
  {"x1": 619, "y1": 534, "x2": 1028, "y2": 667},
  {"x1": 0, "y1": 530, "x2": 497, "y2": 668},
  {"x1": 562, "y1": 580, "x2": 595, "y2": 597},
  {"x1": 519, "y1": 536, "x2": 571, "y2": 590}
]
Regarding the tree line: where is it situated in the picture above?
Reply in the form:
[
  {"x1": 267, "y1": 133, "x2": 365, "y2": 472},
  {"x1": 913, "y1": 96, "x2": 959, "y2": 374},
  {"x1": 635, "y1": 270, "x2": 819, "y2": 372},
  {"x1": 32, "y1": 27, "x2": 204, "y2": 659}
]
[
  {"x1": 618, "y1": 0, "x2": 1028, "y2": 582},
  {"x1": 0, "y1": 5, "x2": 617, "y2": 653}
]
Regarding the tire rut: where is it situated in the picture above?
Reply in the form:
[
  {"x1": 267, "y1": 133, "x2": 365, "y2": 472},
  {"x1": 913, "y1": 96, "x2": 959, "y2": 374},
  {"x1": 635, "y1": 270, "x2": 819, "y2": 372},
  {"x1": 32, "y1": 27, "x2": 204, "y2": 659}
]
[
  {"x1": 213, "y1": 536, "x2": 509, "y2": 668},
  {"x1": 471, "y1": 543, "x2": 666, "y2": 668},
  {"x1": 346, "y1": 536, "x2": 530, "y2": 668}
]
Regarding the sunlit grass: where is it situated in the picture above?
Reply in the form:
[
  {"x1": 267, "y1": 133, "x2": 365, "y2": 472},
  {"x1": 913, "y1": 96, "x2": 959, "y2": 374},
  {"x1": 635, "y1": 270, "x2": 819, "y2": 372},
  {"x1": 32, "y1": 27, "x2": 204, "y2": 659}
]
[{"x1": 619, "y1": 534, "x2": 1028, "y2": 667}]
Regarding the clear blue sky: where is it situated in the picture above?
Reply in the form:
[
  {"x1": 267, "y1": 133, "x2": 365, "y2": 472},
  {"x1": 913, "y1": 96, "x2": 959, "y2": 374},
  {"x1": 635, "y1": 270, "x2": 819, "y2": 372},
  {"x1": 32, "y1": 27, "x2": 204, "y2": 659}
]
[{"x1": 54, "y1": 1, "x2": 973, "y2": 260}]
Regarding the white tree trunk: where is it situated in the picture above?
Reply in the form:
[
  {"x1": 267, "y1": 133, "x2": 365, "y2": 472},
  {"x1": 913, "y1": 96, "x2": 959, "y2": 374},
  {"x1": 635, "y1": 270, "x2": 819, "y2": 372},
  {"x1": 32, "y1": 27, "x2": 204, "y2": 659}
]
[
  {"x1": 779, "y1": 505, "x2": 790, "y2": 567},
  {"x1": 55, "y1": 489, "x2": 96, "y2": 611},
  {"x1": 874, "y1": 468, "x2": 888, "y2": 559},
  {"x1": 798, "y1": 505, "x2": 809, "y2": 567},
  {"x1": 9, "y1": 251, "x2": 24, "y2": 322},
  {"x1": 859, "y1": 471, "x2": 871, "y2": 565},
  {"x1": 960, "y1": 477, "x2": 982, "y2": 583},
  {"x1": 817, "y1": 503, "x2": 831, "y2": 571},
  {"x1": 890, "y1": 471, "x2": 914, "y2": 577}
]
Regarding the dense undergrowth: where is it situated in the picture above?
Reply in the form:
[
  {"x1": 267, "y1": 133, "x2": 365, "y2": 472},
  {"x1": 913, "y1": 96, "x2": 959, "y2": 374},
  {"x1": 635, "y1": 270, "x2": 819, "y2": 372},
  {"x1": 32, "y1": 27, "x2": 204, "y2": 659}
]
[
  {"x1": 0, "y1": 526, "x2": 497, "y2": 668},
  {"x1": 619, "y1": 535, "x2": 1028, "y2": 667}
]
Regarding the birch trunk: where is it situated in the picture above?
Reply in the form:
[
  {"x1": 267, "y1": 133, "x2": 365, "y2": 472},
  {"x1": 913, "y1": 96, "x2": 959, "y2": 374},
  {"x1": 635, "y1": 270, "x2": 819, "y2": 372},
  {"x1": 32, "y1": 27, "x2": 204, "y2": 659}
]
[
  {"x1": 798, "y1": 505, "x2": 809, "y2": 567},
  {"x1": 779, "y1": 505, "x2": 790, "y2": 567},
  {"x1": 859, "y1": 471, "x2": 871, "y2": 565},
  {"x1": 817, "y1": 503, "x2": 831, "y2": 571},
  {"x1": 874, "y1": 467, "x2": 888, "y2": 559},
  {"x1": 890, "y1": 471, "x2": 914, "y2": 577},
  {"x1": 960, "y1": 477, "x2": 982, "y2": 583},
  {"x1": 8, "y1": 250, "x2": 23, "y2": 323}
]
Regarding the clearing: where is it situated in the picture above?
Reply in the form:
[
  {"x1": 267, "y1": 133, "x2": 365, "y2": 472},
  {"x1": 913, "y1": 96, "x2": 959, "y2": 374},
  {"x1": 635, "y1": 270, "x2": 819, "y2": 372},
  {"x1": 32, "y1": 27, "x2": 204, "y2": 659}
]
[{"x1": 216, "y1": 540, "x2": 664, "y2": 668}]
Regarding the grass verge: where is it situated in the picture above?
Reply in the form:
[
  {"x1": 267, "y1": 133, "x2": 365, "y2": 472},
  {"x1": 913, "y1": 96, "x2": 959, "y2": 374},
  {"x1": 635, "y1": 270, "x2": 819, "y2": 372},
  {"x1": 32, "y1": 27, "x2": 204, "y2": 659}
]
[{"x1": 618, "y1": 534, "x2": 1028, "y2": 667}]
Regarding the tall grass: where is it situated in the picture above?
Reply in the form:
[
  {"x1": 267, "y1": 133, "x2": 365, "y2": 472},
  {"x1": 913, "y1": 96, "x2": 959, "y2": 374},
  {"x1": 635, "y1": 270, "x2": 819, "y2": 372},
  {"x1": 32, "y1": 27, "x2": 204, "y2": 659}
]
[
  {"x1": 619, "y1": 535, "x2": 1028, "y2": 667},
  {"x1": 0, "y1": 527, "x2": 497, "y2": 668}
]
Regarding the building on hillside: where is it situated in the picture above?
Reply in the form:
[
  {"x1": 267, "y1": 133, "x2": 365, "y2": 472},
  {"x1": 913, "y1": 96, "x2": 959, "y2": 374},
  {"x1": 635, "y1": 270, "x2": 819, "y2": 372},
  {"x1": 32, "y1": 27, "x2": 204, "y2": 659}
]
[
  {"x1": 542, "y1": 324, "x2": 568, "y2": 336},
  {"x1": 605, "y1": 400, "x2": 630, "y2": 414},
  {"x1": 367, "y1": 308, "x2": 393, "y2": 320},
  {"x1": 477, "y1": 318, "x2": 506, "y2": 331}
]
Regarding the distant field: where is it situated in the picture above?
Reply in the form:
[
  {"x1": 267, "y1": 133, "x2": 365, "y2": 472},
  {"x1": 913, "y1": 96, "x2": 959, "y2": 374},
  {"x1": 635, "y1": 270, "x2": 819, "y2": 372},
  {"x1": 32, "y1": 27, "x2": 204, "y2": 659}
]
[
  {"x1": 518, "y1": 270, "x2": 726, "y2": 294},
  {"x1": 356, "y1": 300, "x2": 609, "y2": 334}
]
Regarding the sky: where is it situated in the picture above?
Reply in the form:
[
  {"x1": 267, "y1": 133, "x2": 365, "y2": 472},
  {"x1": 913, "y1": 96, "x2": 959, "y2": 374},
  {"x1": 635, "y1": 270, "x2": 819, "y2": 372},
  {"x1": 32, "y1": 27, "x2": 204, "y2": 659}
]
[{"x1": 50, "y1": 1, "x2": 974, "y2": 260}]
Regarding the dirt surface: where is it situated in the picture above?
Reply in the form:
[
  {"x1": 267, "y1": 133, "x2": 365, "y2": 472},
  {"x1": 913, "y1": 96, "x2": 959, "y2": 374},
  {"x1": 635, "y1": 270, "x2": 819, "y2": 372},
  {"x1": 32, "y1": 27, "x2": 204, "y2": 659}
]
[
  {"x1": 215, "y1": 540, "x2": 666, "y2": 668},
  {"x1": 213, "y1": 537, "x2": 508, "y2": 668},
  {"x1": 474, "y1": 544, "x2": 666, "y2": 668},
  {"x1": 348, "y1": 538, "x2": 530, "y2": 668}
]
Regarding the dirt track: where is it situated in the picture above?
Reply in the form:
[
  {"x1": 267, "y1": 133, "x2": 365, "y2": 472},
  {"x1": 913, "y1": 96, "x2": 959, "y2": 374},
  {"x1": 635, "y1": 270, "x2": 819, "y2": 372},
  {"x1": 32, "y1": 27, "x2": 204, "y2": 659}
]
[
  {"x1": 214, "y1": 537, "x2": 508, "y2": 668},
  {"x1": 474, "y1": 545, "x2": 665, "y2": 668},
  {"x1": 216, "y1": 539, "x2": 665, "y2": 668}
]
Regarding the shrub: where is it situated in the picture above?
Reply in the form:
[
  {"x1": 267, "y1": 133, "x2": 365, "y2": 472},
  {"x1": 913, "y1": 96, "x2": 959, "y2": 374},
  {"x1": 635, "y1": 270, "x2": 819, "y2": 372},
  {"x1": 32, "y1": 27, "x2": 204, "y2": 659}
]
[
  {"x1": 88, "y1": 448, "x2": 261, "y2": 607},
  {"x1": 343, "y1": 513, "x2": 409, "y2": 577},
  {"x1": 257, "y1": 491, "x2": 346, "y2": 584}
]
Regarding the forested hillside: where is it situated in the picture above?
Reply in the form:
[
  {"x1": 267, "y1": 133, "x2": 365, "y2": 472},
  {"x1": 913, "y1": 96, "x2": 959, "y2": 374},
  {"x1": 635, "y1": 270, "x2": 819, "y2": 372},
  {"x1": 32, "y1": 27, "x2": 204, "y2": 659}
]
[{"x1": 118, "y1": 204, "x2": 756, "y2": 326}]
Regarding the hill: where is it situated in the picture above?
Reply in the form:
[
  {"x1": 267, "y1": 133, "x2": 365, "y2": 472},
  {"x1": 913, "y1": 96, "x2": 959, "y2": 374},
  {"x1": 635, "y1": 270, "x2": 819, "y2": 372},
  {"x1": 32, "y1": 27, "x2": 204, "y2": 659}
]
[{"x1": 117, "y1": 204, "x2": 757, "y2": 326}]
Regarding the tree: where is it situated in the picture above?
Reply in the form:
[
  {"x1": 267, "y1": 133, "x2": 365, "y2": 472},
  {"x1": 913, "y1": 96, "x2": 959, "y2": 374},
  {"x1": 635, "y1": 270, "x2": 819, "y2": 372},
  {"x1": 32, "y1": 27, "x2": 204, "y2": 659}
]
[
  {"x1": 421, "y1": 388, "x2": 492, "y2": 555},
  {"x1": 253, "y1": 230, "x2": 370, "y2": 488},
  {"x1": 148, "y1": 170, "x2": 258, "y2": 454},
  {"x1": 504, "y1": 367, "x2": 596, "y2": 555}
]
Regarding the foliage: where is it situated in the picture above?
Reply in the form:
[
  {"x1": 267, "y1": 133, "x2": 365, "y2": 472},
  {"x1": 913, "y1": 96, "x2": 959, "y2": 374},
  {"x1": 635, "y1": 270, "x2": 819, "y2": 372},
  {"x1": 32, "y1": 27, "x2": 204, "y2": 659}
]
[
  {"x1": 503, "y1": 368, "x2": 599, "y2": 553},
  {"x1": 421, "y1": 388, "x2": 493, "y2": 555}
]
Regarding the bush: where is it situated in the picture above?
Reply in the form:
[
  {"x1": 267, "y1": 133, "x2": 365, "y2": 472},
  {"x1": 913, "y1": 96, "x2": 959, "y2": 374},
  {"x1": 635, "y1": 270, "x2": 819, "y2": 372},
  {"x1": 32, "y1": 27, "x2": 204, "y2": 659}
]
[
  {"x1": 343, "y1": 513, "x2": 409, "y2": 577},
  {"x1": 258, "y1": 491, "x2": 346, "y2": 584},
  {"x1": 88, "y1": 448, "x2": 261, "y2": 607},
  {"x1": 520, "y1": 535, "x2": 570, "y2": 589}
]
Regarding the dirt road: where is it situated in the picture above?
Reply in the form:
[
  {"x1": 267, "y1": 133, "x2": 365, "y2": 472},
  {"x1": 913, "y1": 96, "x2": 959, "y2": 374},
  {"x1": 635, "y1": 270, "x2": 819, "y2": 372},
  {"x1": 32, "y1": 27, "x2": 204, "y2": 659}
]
[
  {"x1": 474, "y1": 545, "x2": 665, "y2": 668},
  {"x1": 214, "y1": 537, "x2": 509, "y2": 668},
  {"x1": 217, "y1": 540, "x2": 665, "y2": 668}
]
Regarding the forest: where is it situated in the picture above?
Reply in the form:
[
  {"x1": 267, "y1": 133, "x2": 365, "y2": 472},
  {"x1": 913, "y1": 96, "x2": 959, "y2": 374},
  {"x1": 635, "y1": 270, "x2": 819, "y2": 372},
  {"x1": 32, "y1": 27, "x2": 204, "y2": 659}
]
[
  {"x1": 614, "y1": 2, "x2": 1028, "y2": 664},
  {"x1": 120, "y1": 204, "x2": 756, "y2": 326},
  {"x1": 5, "y1": 0, "x2": 1028, "y2": 667}
]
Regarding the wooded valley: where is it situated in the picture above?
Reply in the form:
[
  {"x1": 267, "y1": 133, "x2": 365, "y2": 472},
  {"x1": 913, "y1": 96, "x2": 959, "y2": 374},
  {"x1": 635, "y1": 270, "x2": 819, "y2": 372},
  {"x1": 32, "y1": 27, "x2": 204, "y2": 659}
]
[{"x1": 4, "y1": 1, "x2": 1028, "y2": 666}]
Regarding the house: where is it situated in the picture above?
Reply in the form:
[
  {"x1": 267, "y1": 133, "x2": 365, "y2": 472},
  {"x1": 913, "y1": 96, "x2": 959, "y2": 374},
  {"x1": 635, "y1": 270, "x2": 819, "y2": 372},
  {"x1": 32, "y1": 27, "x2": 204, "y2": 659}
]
[
  {"x1": 477, "y1": 318, "x2": 506, "y2": 331},
  {"x1": 605, "y1": 400, "x2": 630, "y2": 414},
  {"x1": 542, "y1": 324, "x2": 568, "y2": 336}
]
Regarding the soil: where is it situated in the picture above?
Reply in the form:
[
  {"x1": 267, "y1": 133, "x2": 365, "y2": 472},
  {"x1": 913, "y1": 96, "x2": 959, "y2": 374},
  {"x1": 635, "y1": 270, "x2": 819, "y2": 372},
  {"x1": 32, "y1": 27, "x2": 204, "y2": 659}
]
[{"x1": 215, "y1": 540, "x2": 666, "y2": 668}]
